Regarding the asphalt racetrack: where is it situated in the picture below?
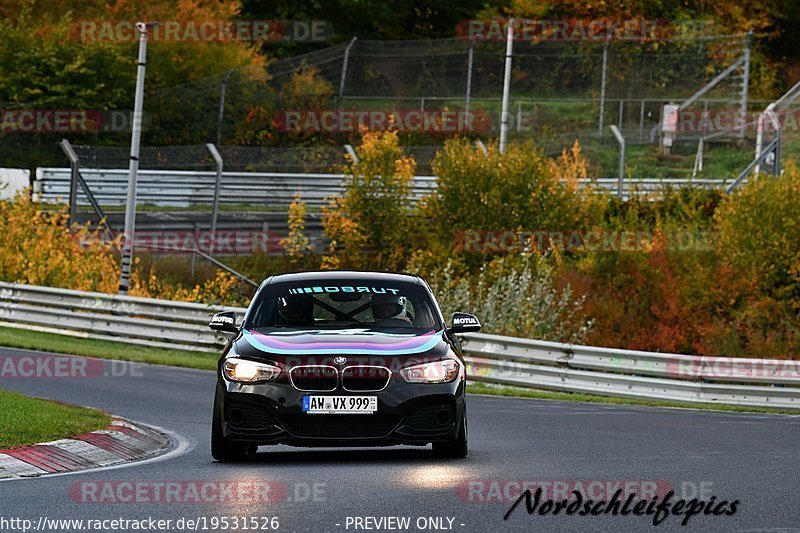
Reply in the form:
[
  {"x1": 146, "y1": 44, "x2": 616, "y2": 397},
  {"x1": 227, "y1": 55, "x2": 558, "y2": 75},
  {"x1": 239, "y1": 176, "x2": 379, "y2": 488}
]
[{"x1": 1, "y1": 346, "x2": 798, "y2": 532}]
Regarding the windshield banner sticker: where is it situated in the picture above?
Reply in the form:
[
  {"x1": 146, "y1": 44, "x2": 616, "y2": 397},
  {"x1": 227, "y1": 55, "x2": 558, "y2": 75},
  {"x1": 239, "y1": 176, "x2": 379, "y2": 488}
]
[{"x1": 287, "y1": 286, "x2": 401, "y2": 295}]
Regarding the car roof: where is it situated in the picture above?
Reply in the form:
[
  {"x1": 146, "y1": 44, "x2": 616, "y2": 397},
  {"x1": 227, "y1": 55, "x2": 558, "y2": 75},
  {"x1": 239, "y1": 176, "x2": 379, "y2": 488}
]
[{"x1": 264, "y1": 270, "x2": 423, "y2": 285}]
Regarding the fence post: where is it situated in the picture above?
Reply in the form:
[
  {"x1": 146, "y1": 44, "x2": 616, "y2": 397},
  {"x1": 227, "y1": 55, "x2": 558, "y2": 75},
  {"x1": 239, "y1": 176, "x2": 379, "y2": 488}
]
[
  {"x1": 755, "y1": 104, "x2": 774, "y2": 174},
  {"x1": 60, "y1": 139, "x2": 80, "y2": 225},
  {"x1": 499, "y1": 18, "x2": 515, "y2": 153},
  {"x1": 465, "y1": 41, "x2": 474, "y2": 115},
  {"x1": 119, "y1": 22, "x2": 153, "y2": 295},
  {"x1": 216, "y1": 69, "x2": 233, "y2": 146},
  {"x1": 598, "y1": 35, "x2": 610, "y2": 136},
  {"x1": 610, "y1": 125, "x2": 625, "y2": 199},
  {"x1": 338, "y1": 37, "x2": 357, "y2": 107},
  {"x1": 344, "y1": 144, "x2": 359, "y2": 163},
  {"x1": 740, "y1": 31, "x2": 753, "y2": 138},
  {"x1": 206, "y1": 143, "x2": 223, "y2": 256},
  {"x1": 618, "y1": 100, "x2": 624, "y2": 130},
  {"x1": 639, "y1": 100, "x2": 645, "y2": 140}
]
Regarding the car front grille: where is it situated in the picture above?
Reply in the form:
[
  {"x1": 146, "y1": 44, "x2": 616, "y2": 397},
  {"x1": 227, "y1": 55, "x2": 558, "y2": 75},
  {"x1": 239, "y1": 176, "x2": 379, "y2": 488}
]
[
  {"x1": 289, "y1": 365, "x2": 338, "y2": 391},
  {"x1": 278, "y1": 413, "x2": 401, "y2": 439},
  {"x1": 341, "y1": 366, "x2": 392, "y2": 391}
]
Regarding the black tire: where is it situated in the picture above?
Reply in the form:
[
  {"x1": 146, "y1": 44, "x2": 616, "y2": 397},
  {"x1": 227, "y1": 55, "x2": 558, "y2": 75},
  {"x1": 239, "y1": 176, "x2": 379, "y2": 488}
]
[
  {"x1": 432, "y1": 413, "x2": 468, "y2": 459},
  {"x1": 211, "y1": 392, "x2": 256, "y2": 462}
]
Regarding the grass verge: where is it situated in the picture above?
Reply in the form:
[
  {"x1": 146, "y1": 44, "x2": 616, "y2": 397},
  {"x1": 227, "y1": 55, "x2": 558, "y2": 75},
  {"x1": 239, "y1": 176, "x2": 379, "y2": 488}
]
[
  {"x1": 0, "y1": 389, "x2": 111, "y2": 448},
  {"x1": 1, "y1": 325, "x2": 796, "y2": 416},
  {"x1": 0, "y1": 326, "x2": 217, "y2": 370},
  {"x1": 467, "y1": 381, "x2": 800, "y2": 415}
]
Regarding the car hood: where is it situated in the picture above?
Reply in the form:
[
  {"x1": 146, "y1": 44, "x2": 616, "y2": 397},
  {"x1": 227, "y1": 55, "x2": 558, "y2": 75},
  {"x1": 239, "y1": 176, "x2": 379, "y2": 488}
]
[{"x1": 235, "y1": 328, "x2": 448, "y2": 358}]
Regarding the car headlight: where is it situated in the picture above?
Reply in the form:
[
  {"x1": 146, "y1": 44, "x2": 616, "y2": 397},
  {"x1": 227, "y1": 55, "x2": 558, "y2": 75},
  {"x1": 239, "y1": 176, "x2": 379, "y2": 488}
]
[
  {"x1": 223, "y1": 358, "x2": 280, "y2": 383},
  {"x1": 399, "y1": 359, "x2": 461, "y2": 384}
]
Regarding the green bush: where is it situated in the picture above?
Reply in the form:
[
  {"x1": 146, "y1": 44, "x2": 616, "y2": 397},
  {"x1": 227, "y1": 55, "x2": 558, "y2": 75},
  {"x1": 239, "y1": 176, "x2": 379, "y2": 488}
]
[
  {"x1": 715, "y1": 167, "x2": 800, "y2": 303},
  {"x1": 428, "y1": 139, "x2": 604, "y2": 258},
  {"x1": 322, "y1": 130, "x2": 417, "y2": 270},
  {"x1": 429, "y1": 254, "x2": 592, "y2": 343}
]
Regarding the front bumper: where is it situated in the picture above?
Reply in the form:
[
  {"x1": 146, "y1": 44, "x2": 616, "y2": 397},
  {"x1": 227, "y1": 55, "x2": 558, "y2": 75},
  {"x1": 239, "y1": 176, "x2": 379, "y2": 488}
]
[{"x1": 215, "y1": 376, "x2": 466, "y2": 447}]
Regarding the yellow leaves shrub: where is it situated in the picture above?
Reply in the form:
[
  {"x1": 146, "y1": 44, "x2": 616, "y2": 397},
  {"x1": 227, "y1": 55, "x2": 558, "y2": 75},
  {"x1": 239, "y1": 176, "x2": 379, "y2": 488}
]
[
  {"x1": 430, "y1": 139, "x2": 602, "y2": 250},
  {"x1": 322, "y1": 129, "x2": 416, "y2": 270},
  {"x1": 714, "y1": 166, "x2": 800, "y2": 303},
  {"x1": 0, "y1": 194, "x2": 119, "y2": 292},
  {"x1": 280, "y1": 194, "x2": 311, "y2": 265},
  {"x1": 0, "y1": 194, "x2": 247, "y2": 305},
  {"x1": 130, "y1": 266, "x2": 244, "y2": 306}
]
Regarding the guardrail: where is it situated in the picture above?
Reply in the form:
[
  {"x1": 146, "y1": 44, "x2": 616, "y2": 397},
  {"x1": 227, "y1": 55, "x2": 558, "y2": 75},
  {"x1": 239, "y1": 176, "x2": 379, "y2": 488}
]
[
  {"x1": 461, "y1": 334, "x2": 799, "y2": 409},
  {"x1": 0, "y1": 282, "x2": 245, "y2": 352},
  {"x1": 34, "y1": 168, "x2": 732, "y2": 208},
  {"x1": 1, "y1": 282, "x2": 796, "y2": 409},
  {"x1": 35, "y1": 168, "x2": 439, "y2": 208}
]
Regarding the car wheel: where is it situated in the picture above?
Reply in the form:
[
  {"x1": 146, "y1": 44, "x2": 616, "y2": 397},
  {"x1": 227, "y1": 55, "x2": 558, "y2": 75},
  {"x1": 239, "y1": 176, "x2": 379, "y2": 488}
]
[
  {"x1": 211, "y1": 391, "x2": 256, "y2": 462},
  {"x1": 432, "y1": 413, "x2": 468, "y2": 459}
]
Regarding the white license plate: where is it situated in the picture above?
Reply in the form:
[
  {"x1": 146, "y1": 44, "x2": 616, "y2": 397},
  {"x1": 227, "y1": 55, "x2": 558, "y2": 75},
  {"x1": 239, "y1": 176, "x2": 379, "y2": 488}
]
[{"x1": 302, "y1": 395, "x2": 377, "y2": 414}]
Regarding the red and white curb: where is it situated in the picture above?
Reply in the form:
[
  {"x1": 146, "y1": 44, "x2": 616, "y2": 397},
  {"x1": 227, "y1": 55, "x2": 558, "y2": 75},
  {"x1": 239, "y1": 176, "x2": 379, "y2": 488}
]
[{"x1": 0, "y1": 418, "x2": 170, "y2": 479}]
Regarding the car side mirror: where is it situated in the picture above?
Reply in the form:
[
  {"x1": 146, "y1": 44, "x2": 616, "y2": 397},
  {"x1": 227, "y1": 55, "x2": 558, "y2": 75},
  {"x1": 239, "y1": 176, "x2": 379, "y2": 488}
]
[
  {"x1": 448, "y1": 312, "x2": 481, "y2": 334},
  {"x1": 209, "y1": 311, "x2": 239, "y2": 334}
]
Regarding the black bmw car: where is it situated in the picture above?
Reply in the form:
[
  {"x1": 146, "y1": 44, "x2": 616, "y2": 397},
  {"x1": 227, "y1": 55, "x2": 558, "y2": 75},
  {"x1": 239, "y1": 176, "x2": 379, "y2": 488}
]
[{"x1": 208, "y1": 271, "x2": 481, "y2": 461}]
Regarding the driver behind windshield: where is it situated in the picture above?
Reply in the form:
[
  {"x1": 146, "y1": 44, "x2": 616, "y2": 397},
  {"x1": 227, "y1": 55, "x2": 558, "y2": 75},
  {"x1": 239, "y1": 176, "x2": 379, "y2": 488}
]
[
  {"x1": 246, "y1": 280, "x2": 439, "y2": 331},
  {"x1": 276, "y1": 294, "x2": 314, "y2": 326},
  {"x1": 371, "y1": 294, "x2": 413, "y2": 326}
]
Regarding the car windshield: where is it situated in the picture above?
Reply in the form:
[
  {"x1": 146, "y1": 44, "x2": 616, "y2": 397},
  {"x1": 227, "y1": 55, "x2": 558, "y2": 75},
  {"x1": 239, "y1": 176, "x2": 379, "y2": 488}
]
[{"x1": 246, "y1": 278, "x2": 442, "y2": 332}]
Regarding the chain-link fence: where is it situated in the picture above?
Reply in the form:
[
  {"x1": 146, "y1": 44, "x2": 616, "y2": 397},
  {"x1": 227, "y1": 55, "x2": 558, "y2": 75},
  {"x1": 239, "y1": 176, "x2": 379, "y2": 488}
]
[
  {"x1": 1, "y1": 33, "x2": 761, "y2": 185},
  {"x1": 136, "y1": 34, "x2": 750, "y2": 143}
]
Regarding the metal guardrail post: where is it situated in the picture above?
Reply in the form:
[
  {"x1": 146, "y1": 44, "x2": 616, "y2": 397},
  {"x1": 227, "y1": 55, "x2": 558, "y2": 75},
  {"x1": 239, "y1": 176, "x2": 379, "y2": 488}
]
[
  {"x1": 344, "y1": 144, "x2": 359, "y2": 163},
  {"x1": 206, "y1": 143, "x2": 224, "y2": 255},
  {"x1": 337, "y1": 37, "x2": 357, "y2": 109},
  {"x1": 58, "y1": 139, "x2": 115, "y2": 237},
  {"x1": 59, "y1": 139, "x2": 80, "y2": 224},
  {"x1": 609, "y1": 125, "x2": 625, "y2": 198}
]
